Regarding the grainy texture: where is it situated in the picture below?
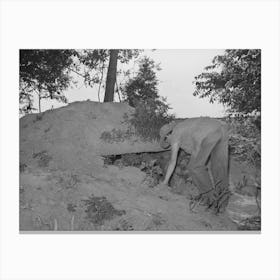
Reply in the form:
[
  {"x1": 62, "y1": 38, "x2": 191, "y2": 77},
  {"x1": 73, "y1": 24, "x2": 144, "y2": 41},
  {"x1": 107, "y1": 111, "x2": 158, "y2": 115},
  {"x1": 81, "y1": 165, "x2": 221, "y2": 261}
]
[{"x1": 19, "y1": 101, "x2": 260, "y2": 231}]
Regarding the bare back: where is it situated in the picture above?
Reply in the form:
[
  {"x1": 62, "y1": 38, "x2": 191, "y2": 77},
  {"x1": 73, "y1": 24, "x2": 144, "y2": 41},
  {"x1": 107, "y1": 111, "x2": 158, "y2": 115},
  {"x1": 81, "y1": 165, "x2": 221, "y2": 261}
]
[{"x1": 168, "y1": 117, "x2": 226, "y2": 156}]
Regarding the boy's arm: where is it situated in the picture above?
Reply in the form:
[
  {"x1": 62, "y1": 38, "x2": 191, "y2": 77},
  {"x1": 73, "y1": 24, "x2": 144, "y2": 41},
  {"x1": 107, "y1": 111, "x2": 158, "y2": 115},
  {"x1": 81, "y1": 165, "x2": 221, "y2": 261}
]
[{"x1": 163, "y1": 142, "x2": 179, "y2": 185}]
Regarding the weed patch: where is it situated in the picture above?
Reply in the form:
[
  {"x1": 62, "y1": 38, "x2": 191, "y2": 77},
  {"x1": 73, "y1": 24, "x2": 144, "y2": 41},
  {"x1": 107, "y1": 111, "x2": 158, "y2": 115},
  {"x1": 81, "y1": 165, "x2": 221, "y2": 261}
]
[
  {"x1": 20, "y1": 163, "x2": 27, "y2": 173},
  {"x1": 123, "y1": 105, "x2": 174, "y2": 142},
  {"x1": 228, "y1": 117, "x2": 261, "y2": 167},
  {"x1": 32, "y1": 150, "x2": 52, "y2": 167},
  {"x1": 100, "y1": 128, "x2": 134, "y2": 143},
  {"x1": 82, "y1": 195, "x2": 126, "y2": 225},
  {"x1": 33, "y1": 113, "x2": 44, "y2": 123},
  {"x1": 237, "y1": 216, "x2": 261, "y2": 230}
]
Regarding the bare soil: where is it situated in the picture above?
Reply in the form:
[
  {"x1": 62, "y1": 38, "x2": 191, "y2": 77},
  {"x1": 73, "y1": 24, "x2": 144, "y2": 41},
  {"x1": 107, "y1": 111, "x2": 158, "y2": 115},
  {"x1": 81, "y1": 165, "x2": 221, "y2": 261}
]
[{"x1": 19, "y1": 101, "x2": 261, "y2": 231}]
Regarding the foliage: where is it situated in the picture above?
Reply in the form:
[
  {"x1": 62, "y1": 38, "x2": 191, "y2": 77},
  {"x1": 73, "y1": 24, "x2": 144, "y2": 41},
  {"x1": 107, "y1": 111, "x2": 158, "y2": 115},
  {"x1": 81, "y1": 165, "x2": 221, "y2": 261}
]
[
  {"x1": 122, "y1": 56, "x2": 161, "y2": 106},
  {"x1": 122, "y1": 56, "x2": 174, "y2": 141},
  {"x1": 127, "y1": 101, "x2": 174, "y2": 141},
  {"x1": 75, "y1": 49, "x2": 142, "y2": 91},
  {"x1": 140, "y1": 159, "x2": 163, "y2": 187},
  {"x1": 79, "y1": 49, "x2": 142, "y2": 102},
  {"x1": 237, "y1": 216, "x2": 261, "y2": 230},
  {"x1": 100, "y1": 128, "x2": 134, "y2": 143},
  {"x1": 193, "y1": 49, "x2": 261, "y2": 116},
  {"x1": 227, "y1": 115, "x2": 261, "y2": 139},
  {"x1": 227, "y1": 117, "x2": 261, "y2": 167},
  {"x1": 19, "y1": 49, "x2": 143, "y2": 114},
  {"x1": 82, "y1": 195, "x2": 126, "y2": 225},
  {"x1": 118, "y1": 49, "x2": 142, "y2": 63},
  {"x1": 20, "y1": 49, "x2": 77, "y2": 114},
  {"x1": 32, "y1": 150, "x2": 52, "y2": 167},
  {"x1": 67, "y1": 203, "x2": 77, "y2": 212},
  {"x1": 74, "y1": 49, "x2": 108, "y2": 87},
  {"x1": 56, "y1": 172, "x2": 80, "y2": 189},
  {"x1": 20, "y1": 162, "x2": 27, "y2": 173}
]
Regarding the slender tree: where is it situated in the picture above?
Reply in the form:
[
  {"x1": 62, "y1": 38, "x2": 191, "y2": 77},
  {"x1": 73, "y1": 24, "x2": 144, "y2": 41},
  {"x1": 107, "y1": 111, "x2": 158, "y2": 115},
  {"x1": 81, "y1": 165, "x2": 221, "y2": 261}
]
[
  {"x1": 122, "y1": 56, "x2": 174, "y2": 140},
  {"x1": 104, "y1": 49, "x2": 119, "y2": 102},
  {"x1": 19, "y1": 49, "x2": 143, "y2": 114}
]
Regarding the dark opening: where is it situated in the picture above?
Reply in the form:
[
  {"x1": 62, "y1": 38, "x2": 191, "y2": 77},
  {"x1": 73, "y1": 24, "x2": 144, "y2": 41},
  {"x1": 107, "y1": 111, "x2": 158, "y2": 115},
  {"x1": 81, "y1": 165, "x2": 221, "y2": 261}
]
[{"x1": 103, "y1": 150, "x2": 198, "y2": 197}]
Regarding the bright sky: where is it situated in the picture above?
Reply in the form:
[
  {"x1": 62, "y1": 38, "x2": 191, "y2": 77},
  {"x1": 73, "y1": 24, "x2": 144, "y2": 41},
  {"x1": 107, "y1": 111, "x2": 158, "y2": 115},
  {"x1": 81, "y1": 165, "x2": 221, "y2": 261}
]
[{"x1": 38, "y1": 49, "x2": 226, "y2": 118}]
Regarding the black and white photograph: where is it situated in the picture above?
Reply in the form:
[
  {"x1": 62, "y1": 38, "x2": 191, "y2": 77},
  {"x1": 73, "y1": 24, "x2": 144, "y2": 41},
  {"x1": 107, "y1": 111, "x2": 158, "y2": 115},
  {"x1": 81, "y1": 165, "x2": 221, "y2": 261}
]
[
  {"x1": 1, "y1": 1, "x2": 280, "y2": 279},
  {"x1": 19, "y1": 49, "x2": 261, "y2": 232}
]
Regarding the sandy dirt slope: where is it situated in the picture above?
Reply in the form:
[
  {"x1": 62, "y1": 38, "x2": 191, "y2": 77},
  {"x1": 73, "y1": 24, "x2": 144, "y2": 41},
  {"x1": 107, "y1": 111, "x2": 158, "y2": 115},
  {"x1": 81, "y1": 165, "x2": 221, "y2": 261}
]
[
  {"x1": 19, "y1": 101, "x2": 260, "y2": 231},
  {"x1": 20, "y1": 101, "x2": 164, "y2": 171},
  {"x1": 20, "y1": 165, "x2": 238, "y2": 231}
]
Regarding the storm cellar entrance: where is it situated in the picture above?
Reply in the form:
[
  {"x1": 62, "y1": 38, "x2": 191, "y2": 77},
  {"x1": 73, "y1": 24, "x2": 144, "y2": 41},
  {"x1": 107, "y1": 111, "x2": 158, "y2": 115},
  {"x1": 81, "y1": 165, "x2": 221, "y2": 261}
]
[{"x1": 103, "y1": 149, "x2": 199, "y2": 198}]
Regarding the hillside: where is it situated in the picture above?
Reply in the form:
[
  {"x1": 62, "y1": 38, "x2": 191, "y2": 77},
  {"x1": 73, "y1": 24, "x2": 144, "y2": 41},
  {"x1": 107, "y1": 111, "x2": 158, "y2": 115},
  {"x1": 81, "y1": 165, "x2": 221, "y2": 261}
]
[{"x1": 19, "y1": 101, "x2": 260, "y2": 231}]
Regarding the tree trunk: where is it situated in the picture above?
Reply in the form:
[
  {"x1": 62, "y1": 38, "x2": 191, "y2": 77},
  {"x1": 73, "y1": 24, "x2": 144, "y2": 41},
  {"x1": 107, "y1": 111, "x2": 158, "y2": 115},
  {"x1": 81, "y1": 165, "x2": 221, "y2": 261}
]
[
  {"x1": 104, "y1": 49, "x2": 118, "y2": 102},
  {"x1": 98, "y1": 60, "x2": 105, "y2": 102},
  {"x1": 38, "y1": 92, "x2": 41, "y2": 113}
]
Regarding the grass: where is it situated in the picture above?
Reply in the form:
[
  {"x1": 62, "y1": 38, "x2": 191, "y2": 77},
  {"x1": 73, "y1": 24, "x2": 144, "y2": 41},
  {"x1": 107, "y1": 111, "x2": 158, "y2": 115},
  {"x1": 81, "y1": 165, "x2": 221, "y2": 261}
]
[
  {"x1": 227, "y1": 117, "x2": 261, "y2": 167},
  {"x1": 100, "y1": 128, "x2": 134, "y2": 143},
  {"x1": 20, "y1": 162, "x2": 27, "y2": 173},
  {"x1": 82, "y1": 194, "x2": 126, "y2": 226},
  {"x1": 32, "y1": 150, "x2": 52, "y2": 167}
]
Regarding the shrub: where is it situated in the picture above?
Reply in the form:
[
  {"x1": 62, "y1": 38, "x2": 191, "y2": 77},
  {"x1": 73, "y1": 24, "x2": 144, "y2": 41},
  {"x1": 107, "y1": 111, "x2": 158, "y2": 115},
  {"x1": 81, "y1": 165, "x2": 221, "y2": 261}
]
[
  {"x1": 122, "y1": 56, "x2": 174, "y2": 142},
  {"x1": 227, "y1": 117, "x2": 261, "y2": 167},
  {"x1": 125, "y1": 100, "x2": 174, "y2": 142}
]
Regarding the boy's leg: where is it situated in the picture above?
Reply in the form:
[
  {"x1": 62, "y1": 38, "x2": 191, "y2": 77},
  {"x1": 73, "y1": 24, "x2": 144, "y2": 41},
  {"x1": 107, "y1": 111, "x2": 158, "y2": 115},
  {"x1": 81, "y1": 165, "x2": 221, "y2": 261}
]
[
  {"x1": 210, "y1": 135, "x2": 229, "y2": 193},
  {"x1": 188, "y1": 131, "x2": 221, "y2": 194},
  {"x1": 209, "y1": 131, "x2": 230, "y2": 212}
]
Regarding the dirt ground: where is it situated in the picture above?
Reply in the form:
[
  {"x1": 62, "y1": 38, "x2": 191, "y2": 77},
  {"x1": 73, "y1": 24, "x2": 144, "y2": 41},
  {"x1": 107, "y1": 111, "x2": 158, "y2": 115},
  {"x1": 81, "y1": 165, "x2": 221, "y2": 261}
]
[{"x1": 19, "y1": 101, "x2": 261, "y2": 231}]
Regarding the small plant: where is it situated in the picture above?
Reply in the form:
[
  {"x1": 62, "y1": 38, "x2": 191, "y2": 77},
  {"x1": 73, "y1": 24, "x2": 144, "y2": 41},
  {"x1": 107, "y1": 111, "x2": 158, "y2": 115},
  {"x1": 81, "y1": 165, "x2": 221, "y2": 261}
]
[
  {"x1": 122, "y1": 56, "x2": 174, "y2": 142},
  {"x1": 44, "y1": 126, "x2": 51, "y2": 133},
  {"x1": 120, "y1": 153, "x2": 143, "y2": 166},
  {"x1": 20, "y1": 162, "x2": 27, "y2": 173},
  {"x1": 100, "y1": 128, "x2": 134, "y2": 143},
  {"x1": 236, "y1": 175, "x2": 248, "y2": 192},
  {"x1": 238, "y1": 216, "x2": 261, "y2": 231},
  {"x1": 145, "y1": 213, "x2": 166, "y2": 230},
  {"x1": 103, "y1": 155, "x2": 120, "y2": 165},
  {"x1": 32, "y1": 150, "x2": 52, "y2": 167},
  {"x1": 140, "y1": 159, "x2": 163, "y2": 187},
  {"x1": 33, "y1": 113, "x2": 43, "y2": 123},
  {"x1": 67, "y1": 203, "x2": 77, "y2": 212},
  {"x1": 57, "y1": 173, "x2": 79, "y2": 189},
  {"x1": 114, "y1": 219, "x2": 134, "y2": 231},
  {"x1": 227, "y1": 116, "x2": 261, "y2": 167},
  {"x1": 82, "y1": 195, "x2": 126, "y2": 225},
  {"x1": 123, "y1": 102, "x2": 174, "y2": 142},
  {"x1": 100, "y1": 131, "x2": 112, "y2": 142}
]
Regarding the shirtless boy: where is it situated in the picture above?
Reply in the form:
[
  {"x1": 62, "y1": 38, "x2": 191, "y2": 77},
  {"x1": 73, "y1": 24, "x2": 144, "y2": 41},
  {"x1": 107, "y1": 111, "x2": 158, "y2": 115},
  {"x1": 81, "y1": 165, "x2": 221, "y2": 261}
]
[{"x1": 159, "y1": 117, "x2": 231, "y2": 212}]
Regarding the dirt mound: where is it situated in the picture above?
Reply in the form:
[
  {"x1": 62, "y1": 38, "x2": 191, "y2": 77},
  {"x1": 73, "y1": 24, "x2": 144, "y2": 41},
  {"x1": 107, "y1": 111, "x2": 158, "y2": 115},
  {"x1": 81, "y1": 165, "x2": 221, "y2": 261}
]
[{"x1": 20, "y1": 101, "x2": 165, "y2": 173}]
